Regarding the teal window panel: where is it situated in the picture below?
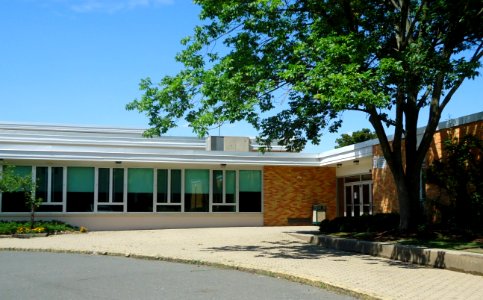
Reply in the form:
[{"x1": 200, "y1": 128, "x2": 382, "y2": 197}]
[{"x1": 184, "y1": 169, "x2": 209, "y2": 212}]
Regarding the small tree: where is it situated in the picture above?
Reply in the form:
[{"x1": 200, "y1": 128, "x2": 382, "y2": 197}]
[
  {"x1": 335, "y1": 128, "x2": 377, "y2": 148},
  {"x1": 0, "y1": 166, "x2": 42, "y2": 229},
  {"x1": 21, "y1": 180, "x2": 43, "y2": 229},
  {"x1": 0, "y1": 165, "x2": 25, "y2": 193}
]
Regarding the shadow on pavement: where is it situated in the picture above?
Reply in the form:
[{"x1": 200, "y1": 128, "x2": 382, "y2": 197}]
[{"x1": 203, "y1": 239, "x2": 422, "y2": 270}]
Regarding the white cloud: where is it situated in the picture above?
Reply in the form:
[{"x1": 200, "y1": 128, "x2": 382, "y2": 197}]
[{"x1": 67, "y1": 0, "x2": 174, "y2": 13}]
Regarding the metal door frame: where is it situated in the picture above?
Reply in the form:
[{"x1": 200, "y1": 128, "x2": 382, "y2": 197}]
[{"x1": 344, "y1": 180, "x2": 373, "y2": 217}]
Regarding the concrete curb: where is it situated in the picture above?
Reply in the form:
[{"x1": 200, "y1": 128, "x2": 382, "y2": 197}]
[{"x1": 289, "y1": 233, "x2": 483, "y2": 276}]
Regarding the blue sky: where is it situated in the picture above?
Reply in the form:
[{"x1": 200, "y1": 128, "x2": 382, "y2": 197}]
[{"x1": 1, "y1": 0, "x2": 482, "y2": 153}]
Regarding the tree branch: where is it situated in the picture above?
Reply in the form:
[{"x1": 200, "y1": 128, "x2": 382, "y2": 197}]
[
  {"x1": 417, "y1": 86, "x2": 432, "y2": 109},
  {"x1": 440, "y1": 43, "x2": 483, "y2": 112}
]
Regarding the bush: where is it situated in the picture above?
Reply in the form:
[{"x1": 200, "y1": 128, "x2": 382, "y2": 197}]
[
  {"x1": 0, "y1": 220, "x2": 78, "y2": 235},
  {"x1": 319, "y1": 213, "x2": 400, "y2": 233}
]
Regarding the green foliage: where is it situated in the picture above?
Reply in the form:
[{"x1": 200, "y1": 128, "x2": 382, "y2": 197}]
[
  {"x1": 334, "y1": 128, "x2": 377, "y2": 148},
  {"x1": 127, "y1": 0, "x2": 483, "y2": 230},
  {"x1": 0, "y1": 220, "x2": 78, "y2": 235},
  {"x1": 0, "y1": 165, "x2": 30, "y2": 193},
  {"x1": 1, "y1": 165, "x2": 43, "y2": 228},
  {"x1": 319, "y1": 213, "x2": 400, "y2": 233},
  {"x1": 427, "y1": 134, "x2": 483, "y2": 231},
  {"x1": 128, "y1": 0, "x2": 482, "y2": 150}
]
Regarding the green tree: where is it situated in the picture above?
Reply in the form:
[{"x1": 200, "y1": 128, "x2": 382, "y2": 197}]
[
  {"x1": 127, "y1": 1, "x2": 483, "y2": 231},
  {"x1": 0, "y1": 165, "x2": 27, "y2": 194},
  {"x1": 335, "y1": 128, "x2": 377, "y2": 148},
  {"x1": 427, "y1": 135, "x2": 483, "y2": 231},
  {"x1": 0, "y1": 166, "x2": 42, "y2": 228}
]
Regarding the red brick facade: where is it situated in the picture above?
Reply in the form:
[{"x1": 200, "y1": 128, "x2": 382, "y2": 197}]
[
  {"x1": 263, "y1": 166, "x2": 336, "y2": 226},
  {"x1": 372, "y1": 149, "x2": 399, "y2": 213},
  {"x1": 262, "y1": 118, "x2": 482, "y2": 225},
  {"x1": 372, "y1": 120, "x2": 483, "y2": 213},
  {"x1": 425, "y1": 120, "x2": 483, "y2": 202}
]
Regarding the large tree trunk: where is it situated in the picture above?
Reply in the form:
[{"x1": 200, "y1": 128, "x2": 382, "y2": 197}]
[
  {"x1": 369, "y1": 105, "x2": 427, "y2": 232},
  {"x1": 394, "y1": 170, "x2": 422, "y2": 232}
]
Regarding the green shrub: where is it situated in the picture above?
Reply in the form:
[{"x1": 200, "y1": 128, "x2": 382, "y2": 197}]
[
  {"x1": 319, "y1": 213, "x2": 400, "y2": 233},
  {"x1": 0, "y1": 221, "x2": 20, "y2": 235},
  {"x1": 0, "y1": 220, "x2": 78, "y2": 235}
]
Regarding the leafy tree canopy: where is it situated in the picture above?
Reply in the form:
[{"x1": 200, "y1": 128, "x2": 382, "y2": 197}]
[
  {"x1": 0, "y1": 166, "x2": 30, "y2": 193},
  {"x1": 127, "y1": 0, "x2": 483, "y2": 230},
  {"x1": 335, "y1": 128, "x2": 377, "y2": 148}
]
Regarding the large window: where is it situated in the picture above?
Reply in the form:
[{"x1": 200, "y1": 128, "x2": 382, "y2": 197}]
[
  {"x1": 239, "y1": 170, "x2": 262, "y2": 212},
  {"x1": 97, "y1": 168, "x2": 124, "y2": 212},
  {"x1": 51, "y1": 167, "x2": 64, "y2": 203},
  {"x1": 98, "y1": 168, "x2": 110, "y2": 203},
  {"x1": 1, "y1": 166, "x2": 31, "y2": 212},
  {"x1": 36, "y1": 167, "x2": 49, "y2": 203},
  {"x1": 112, "y1": 168, "x2": 124, "y2": 203},
  {"x1": 1, "y1": 166, "x2": 264, "y2": 215},
  {"x1": 212, "y1": 170, "x2": 236, "y2": 212},
  {"x1": 36, "y1": 166, "x2": 64, "y2": 212},
  {"x1": 212, "y1": 170, "x2": 223, "y2": 204},
  {"x1": 156, "y1": 169, "x2": 182, "y2": 212},
  {"x1": 157, "y1": 169, "x2": 168, "y2": 203},
  {"x1": 185, "y1": 169, "x2": 209, "y2": 212},
  {"x1": 128, "y1": 168, "x2": 153, "y2": 212},
  {"x1": 171, "y1": 169, "x2": 182, "y2": 204},
  {"x1": 67, "y1": 167, "x2": 94, "y2": 212}
]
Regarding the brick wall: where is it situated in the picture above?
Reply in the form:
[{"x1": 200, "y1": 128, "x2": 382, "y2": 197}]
[
  {"x1": 372, "y1": 166, "x2": 399, "y2": 213},
  {"x1": 427, "y1": 121, "x2": 483, "y2": 163},
  {"x1": 263, "y1": 166, "x2": 336, "y2": 226},
  {"x1": 372, "y1": 119, "x2": 483, "y2": 213},
  {"x1": 426, "y1": 120, "x2": 483, "y2": 202}
]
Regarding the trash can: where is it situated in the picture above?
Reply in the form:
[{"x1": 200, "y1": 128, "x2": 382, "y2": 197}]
[{"x1": 312, "y1": 204, "x2": 326, "y2": 225}]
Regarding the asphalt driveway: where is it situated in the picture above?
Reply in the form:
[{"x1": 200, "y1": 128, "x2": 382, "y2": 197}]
[{"x1": 1, "y1": 226, "x2": 482, "y2": 299}]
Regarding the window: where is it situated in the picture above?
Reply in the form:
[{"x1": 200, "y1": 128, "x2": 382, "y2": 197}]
[
  {"x1": 36, "y1": 167, "x2": 48, "y2": 203},
  {"x1": 171, "y1": 169, "x2": 181, "y2": 203},
  {"x1": 156, "y1": 169, "x2": 182, "y2": 212},
  {"x1": 225, "y1": 171, "x2": 236, "y2": 204},
  {"x1": 212, "y1": 170, "x2": 223, "y2": 204},
  {"x1": 1, "y1": 166, "x2": 32, "y2": 212},
  {"x1": 51, "y1": 167, "x2": 64, "y2": 203},
  {"x1": 157, "y1": 169, "x2": 168, "y2": 203},
  {"x1": 239, "y1": 170, "x2": 262, "y2": 212},
  {"x1": 1, "y1": 166, "x2": 265, "y2": 215},
  {"x1": 98, "y1": 168, "x2": 110, "y2": 203},
  {"x1": 36, "y1": 166, "x2": 64, "y2": 213},
  {"x1": 67, "y1": 167, "x2": 94, "y2": 212},
  {"x1": 212, "y1": 170, "x2": 236, "y2": 212},
  {"x1": 97, "y1": 168, "x2": 124, "y2": 212},
  {"x1": 185, "y1": 169, "x2": 209, "y2": 212},
  {"x1": 128, "y1": 168, "x2": 153, "y2": 212},
  {"x1": 112, "y1": 168, "x2": 124, "y2": 203}
]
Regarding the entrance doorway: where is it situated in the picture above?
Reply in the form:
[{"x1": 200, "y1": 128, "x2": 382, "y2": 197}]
[{"x1": 341, "y1": 174, "x2": 373, "y2": 217}]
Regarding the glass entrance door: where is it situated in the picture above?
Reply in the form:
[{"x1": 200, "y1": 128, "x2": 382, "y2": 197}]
[{"x1": 344, "y1": 182, "x2": 372, "y2": 217}]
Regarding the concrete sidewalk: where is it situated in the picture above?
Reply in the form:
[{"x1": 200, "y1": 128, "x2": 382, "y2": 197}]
[{"x1": 1, "y1": 226, "x2": 482, "y2": 300}]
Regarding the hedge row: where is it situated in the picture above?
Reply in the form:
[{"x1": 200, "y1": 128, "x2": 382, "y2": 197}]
[{"x1": 319, "y1": 213, "x2": 400, "y2": 233}]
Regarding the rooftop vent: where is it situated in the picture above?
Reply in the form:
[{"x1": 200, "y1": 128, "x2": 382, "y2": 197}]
[{"x1": 206, "y1": 136, "x2": 251, "y2": 152}]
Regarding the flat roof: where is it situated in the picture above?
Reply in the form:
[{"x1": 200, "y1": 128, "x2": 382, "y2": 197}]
[{"x1": 1, "y1": 111, "x2": 481, "y2": 167}]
